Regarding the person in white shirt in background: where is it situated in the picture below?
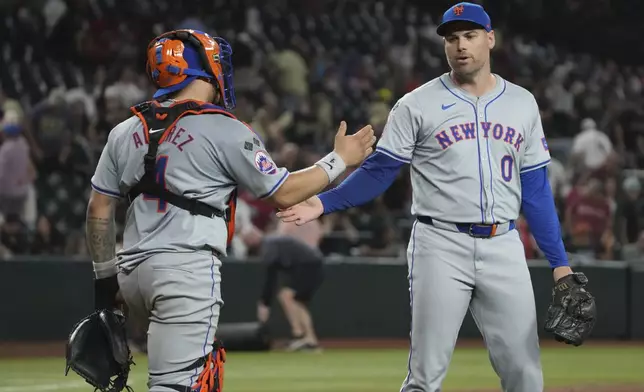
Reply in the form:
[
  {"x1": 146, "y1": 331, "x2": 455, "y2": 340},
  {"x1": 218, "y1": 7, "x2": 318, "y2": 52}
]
[{"x1": 570, "y1": 118, "x2": 615, "y2": 175}]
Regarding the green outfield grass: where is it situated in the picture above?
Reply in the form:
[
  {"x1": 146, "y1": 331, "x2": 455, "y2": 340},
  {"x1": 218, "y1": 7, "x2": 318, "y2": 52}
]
[{"x1": 1, "y1": 346, "x2": 643, "y2": 391}]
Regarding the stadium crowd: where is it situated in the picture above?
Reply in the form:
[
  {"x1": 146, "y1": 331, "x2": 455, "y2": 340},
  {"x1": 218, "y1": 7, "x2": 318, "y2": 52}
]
[{"x1": 1, "y1": 0, "x2": 644, "y2": 263}]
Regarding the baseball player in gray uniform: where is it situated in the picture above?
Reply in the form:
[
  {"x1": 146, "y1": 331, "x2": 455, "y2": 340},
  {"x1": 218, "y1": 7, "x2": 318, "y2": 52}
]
[
  {"x1": 278, "y1": 3, "x2": 596, "y2": 392},
  {"x1": 85, "y1": 29, "x2": 375, "y2": 392}
]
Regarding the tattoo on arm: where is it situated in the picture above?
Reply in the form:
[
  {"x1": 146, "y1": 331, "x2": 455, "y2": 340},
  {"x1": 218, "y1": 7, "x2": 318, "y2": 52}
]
[{"x1": 86, "y1": 216, "x2": 116, "y2": 263}]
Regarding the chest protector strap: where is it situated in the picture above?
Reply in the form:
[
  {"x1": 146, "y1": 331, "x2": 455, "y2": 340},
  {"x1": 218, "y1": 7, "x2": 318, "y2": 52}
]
[{"x1": 127, "y1": 100, "x2": 238, "y2": 243}]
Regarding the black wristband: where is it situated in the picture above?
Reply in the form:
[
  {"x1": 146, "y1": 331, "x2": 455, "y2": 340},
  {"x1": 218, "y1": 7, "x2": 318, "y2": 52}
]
[{"x1": 94, "y1": 275, "x2": 120, "y2": 310}]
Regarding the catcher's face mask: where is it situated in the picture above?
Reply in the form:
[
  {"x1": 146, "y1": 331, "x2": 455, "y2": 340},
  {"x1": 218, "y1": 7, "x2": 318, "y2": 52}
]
[{"x1": 146, "y1": 29, "x2": 237, "y2": 110}]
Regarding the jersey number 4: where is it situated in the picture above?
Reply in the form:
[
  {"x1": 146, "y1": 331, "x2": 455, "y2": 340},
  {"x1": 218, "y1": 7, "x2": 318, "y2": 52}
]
[{"x1": 143, "y1": 155, "x2": 169, "y2": 213}]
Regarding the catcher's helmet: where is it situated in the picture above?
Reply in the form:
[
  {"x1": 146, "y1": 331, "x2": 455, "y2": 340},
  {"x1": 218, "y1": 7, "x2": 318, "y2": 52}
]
[{"x1": 146, "y1": 29, "x2": 236, "y2": 109}]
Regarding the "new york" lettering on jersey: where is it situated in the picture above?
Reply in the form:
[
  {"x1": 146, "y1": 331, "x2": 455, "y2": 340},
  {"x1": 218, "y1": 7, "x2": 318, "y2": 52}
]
[{"x1": 434, "y1": 121, "x2": 524, "y2": 152}]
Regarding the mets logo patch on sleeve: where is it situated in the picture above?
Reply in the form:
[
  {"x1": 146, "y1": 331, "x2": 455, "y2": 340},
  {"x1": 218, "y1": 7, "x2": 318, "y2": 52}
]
[
  {"x1": 254, "y1": 150, "x2": 277, "y2": 175},
  {"x1": 541, "y1": 137, "x2": 549, "y2": 151}
]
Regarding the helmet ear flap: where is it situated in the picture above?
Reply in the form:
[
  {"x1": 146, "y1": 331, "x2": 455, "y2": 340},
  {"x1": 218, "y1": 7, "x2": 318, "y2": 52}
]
[{"x1": 146, "y1": 37, "x2": 191, "y2": 90}]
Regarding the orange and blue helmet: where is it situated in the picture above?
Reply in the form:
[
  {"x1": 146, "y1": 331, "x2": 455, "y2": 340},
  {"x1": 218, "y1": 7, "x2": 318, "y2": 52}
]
[{"x1": 145, "y1": 29, "x2": 236, "y2": 109}]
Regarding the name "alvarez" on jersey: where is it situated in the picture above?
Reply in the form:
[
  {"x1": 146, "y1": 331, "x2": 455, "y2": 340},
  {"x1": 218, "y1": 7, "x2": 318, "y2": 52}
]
[
  {"x1": 132, "y1": 125, "x2": 196, "y2": 152},
  {"x1": 435, "y1": 122, "x2": 524, "y2": 152}
]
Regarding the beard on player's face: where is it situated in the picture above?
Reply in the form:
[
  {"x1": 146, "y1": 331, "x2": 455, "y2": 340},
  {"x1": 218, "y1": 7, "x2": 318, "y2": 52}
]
[{"x1": 449, "y1": 57, "x2": 485, "y2": 80}]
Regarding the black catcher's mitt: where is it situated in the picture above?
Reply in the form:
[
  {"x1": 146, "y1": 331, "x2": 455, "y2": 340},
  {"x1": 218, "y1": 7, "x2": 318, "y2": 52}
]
[
  {"x1": 65, "y1": 309, "x2": 135, "y2": 392},
  {"x1": 544, "y1": 272, "x2": 597, "y2": 346}
]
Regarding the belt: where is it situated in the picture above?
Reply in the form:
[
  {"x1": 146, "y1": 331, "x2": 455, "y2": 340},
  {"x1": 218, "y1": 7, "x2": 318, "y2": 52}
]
[
  {"x1": 416, "y1": 216, "x2": 515, "y2": 238},
  {"x1": 211, "y1": 248, "x2": 225, "y2": 259}
]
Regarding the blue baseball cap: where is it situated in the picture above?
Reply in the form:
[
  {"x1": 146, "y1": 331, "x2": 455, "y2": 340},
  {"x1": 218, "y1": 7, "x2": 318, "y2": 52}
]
[{"x1": 436, "y1": 2, "x2": 492, "y2": 36}]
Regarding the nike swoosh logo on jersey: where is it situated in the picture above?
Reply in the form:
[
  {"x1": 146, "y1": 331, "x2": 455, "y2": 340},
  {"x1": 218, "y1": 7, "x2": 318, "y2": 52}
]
[
  {"x1": 442, "y1": 103, "x2": 456, "y2": 110},
  {"x1": 149, "y1": 128, "x2": 164, "y2": 134}
]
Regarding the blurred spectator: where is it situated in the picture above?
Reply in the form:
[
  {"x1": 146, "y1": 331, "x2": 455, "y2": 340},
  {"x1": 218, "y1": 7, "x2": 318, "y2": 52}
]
[
  {"x1": 276, "y1": 216, "x2": 323, "y2": 249},
  {"x1": 0, "y1": 213, "x2": 30, "y2": 256},
  {"x1": 65, "y1": 87, "x2": 98, "y2": 121},
  {"x1": 176, "y1": 13, "x2": 208, "y2": 32},
  {"x1": 544, "y1": 75, "x2": 575, "y2": 137},
  {"x1": 605, "y1": 176, "x2": 618, "y2": 213},
  {"x1": 565, "y1": 173, "x2": 590, "y2": 212},
  {"x1": 616, "y1": 176, "x2": 644, "y2": 245},
  {"x1": 89, "y1": 86, "x2": 129, "y2": 149},
  {"x1": 249, "y1": 91, "x2": 292, "y2": 147},
  {"x1": 239, "y1": 190, "x2": 277, "y2": 234},
  {"x1": 320, "y1": 212, "x2": 360, "y2": 256},
  {"x1": 0, "y1": 86, "x2": 24, "y2": 123},
  {"x1": 570, "y1": 118, "x2": 614, "y2": 176},
  {"x1": 103, "y1": 67, "x2": 147, "y2": 109},
  {"x1": 547, "y1": 157, "x2": 569, "y2": 213},
  {"x1": 274, "y1": 142, "x2": 308, "y2": 172},
  {"x1": 311, "y1": 92, "x2": 334, "y2": 137},
  {"x1": 368, "y1": 89, "x2": 393, "y2": 137},
  {"x1": 30, "y1": 215, "x2": 65, "y2": 255},
  {"x1": 267, "y1": 38, "x2": 309, "y2": 111},
  {"x1": 231, "y1": 198, "x2": 264, "y2": 259},
  {"x1": 354, "y1": 197, "x2": 401, "y2": 258},
  {"x1": 257, "y1": 219, "x2": 325, "y2": 351},
  {"x1": 0, "y1": 122, "x2": 36, "y2": 218},
  {"x1": 564, "y1": 178, "x2": 613, "y2": 257},
  {"x1": 42, "y1": 0, "x2": 67, "y2": 37},
  {"x1": 29, "y1": 88, "x2": 72, "y2": 171},
  {"x1": 283, "y1": 99, "x2": 323, "y2": 147},
  {"x1": 614, "y1": 106, "x2": 644, "y2": 169}
]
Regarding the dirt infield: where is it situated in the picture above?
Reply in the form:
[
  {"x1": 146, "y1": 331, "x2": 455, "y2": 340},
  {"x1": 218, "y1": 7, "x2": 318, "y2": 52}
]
[{"x1": 0, "y1": 341, "x2": 65, "y2": 358}]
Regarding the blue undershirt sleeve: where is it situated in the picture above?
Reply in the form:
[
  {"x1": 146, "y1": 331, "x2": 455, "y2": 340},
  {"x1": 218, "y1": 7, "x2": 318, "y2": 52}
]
[
  {"x1": 520, "y1": 167, "x2": 569, "y2": 268},
  {"x1": 318, "y1": 152, "x2": 405, "y2": 215}
]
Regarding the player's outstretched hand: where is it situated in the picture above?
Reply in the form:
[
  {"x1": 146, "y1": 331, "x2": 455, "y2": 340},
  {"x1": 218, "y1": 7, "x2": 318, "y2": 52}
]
[
  {"x1": 276, "y1": 196, "x2": 323, "y2": 226},
  {"x1": 333, "y1": 121, "x2": 376, "y2": 167}
]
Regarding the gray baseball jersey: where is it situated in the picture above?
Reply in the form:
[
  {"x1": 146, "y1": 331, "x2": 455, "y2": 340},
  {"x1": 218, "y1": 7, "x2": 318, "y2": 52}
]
[
  {"x1": 376, "y1": 72, "x2": 551, "y2": 224},
  {"x1": 385, "y1": 73, "x2": 549, "y2": 391},
  {"x1": 90, "y1": 103, "x2": 288, "y2": 271}
]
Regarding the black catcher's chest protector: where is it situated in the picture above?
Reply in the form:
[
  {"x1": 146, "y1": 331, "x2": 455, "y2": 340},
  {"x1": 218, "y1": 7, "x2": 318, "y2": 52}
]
[{"x1": 127, "y1": 100, "x2": 238, "y2": 244}]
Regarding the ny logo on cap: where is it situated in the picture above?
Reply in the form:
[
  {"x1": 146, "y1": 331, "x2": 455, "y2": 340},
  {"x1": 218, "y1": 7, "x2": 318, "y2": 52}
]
[{"x1": 453, "y1": 5, "x2": 465, "y2": 15}]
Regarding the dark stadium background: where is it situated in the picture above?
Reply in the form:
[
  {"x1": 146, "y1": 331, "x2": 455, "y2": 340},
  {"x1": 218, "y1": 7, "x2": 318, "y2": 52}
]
[{"x1": 2, "y1": 0, "x2": 644, "y2": 264}]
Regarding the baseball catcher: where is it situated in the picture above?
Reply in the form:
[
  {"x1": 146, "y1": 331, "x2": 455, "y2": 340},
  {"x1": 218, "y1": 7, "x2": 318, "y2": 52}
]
[
  {"x1": 544, "y1": 271, "x2": 597, "y2": 346},
  {"x1": 74, "y1": 27, "x2": 375, "y2": 392}
]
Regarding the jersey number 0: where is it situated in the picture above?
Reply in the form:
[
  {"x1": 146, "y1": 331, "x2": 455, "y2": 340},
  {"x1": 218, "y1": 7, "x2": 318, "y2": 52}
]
[{"x1": 501, "y1": 155, "x2": 513, "y2": 182}]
